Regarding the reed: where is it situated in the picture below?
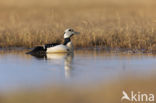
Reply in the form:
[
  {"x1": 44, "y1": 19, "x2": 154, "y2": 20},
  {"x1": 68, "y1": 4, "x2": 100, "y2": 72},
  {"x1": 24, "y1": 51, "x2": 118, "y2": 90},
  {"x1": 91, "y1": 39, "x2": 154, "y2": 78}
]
[{"x1": 0, "y1": 0, "x2": 156, "y2": 51}]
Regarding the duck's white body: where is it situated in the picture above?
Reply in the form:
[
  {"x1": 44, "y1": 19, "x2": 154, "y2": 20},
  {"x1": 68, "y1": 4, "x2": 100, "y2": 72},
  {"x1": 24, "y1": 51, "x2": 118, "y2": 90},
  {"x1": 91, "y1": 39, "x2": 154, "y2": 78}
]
[
  {"x1": 46, "y1": 42, "x2": 73, "y2": 53},
  {"x1": 46, "y1": 44, "x2": 68, "y2": 53}
]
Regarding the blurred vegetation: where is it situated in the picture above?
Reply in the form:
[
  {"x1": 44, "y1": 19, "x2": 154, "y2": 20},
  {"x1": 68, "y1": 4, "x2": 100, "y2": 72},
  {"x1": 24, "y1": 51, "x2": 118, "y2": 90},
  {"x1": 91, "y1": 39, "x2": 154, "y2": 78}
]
[
  {"x1": 0, "y1": 75, "x2": 156, "y2": 103},
  {"x1": 0, "y1": 0, "x2": 156, "y2": 51}
]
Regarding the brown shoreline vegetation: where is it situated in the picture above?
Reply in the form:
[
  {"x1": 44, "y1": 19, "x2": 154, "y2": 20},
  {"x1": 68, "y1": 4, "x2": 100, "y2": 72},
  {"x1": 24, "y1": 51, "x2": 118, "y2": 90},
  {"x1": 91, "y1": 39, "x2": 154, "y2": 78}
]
[
  {"x1": 0, "y1": 0, "x2": 156, "y2": 51},
  {"x1": 1, "y1": 75, "x2": 156, "y2": 103}
]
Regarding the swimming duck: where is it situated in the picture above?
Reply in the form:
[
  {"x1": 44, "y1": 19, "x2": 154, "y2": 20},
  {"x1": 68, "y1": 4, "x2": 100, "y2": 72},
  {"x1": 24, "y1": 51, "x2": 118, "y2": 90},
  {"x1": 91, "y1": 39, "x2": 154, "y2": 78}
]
[{"x1": 27, "y1": 28, "x2": 79, "y2": 55}]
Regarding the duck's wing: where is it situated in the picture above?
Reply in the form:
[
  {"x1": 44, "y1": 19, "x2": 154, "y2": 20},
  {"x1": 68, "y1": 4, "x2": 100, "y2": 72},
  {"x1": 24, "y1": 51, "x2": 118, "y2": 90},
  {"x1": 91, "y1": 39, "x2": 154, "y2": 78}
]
[
  {"x1": 45, "y1": 43, "x2": 60, "y2": 48},
  {"x1": 26, "y1": 43, "x2": 61, "y2": 55}
]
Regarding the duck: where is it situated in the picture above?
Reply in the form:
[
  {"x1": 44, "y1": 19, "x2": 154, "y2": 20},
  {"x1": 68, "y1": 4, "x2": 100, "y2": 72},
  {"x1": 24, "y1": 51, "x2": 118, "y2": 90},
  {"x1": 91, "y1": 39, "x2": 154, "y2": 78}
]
[{"x1": 27, "y1": 28, "x2": 79, "y2": 55}]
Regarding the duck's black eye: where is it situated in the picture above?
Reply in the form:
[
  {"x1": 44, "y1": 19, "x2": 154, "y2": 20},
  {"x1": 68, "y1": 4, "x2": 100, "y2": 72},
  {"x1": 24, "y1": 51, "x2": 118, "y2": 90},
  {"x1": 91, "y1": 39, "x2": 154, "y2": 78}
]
[{"x1": 69, "y1": 29, "x2": 72, "y2": 31}]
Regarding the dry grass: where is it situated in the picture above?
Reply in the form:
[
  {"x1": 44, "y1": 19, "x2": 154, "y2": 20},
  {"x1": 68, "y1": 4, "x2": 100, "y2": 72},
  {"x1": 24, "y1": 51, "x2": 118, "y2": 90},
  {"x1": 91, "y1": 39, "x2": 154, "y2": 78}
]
[
  {"x1": 0, "y1": 0, "x2": 156, "y2": 51},
  {"x1": 1, "y1": 75, "x2": 156, "y2": 103}
]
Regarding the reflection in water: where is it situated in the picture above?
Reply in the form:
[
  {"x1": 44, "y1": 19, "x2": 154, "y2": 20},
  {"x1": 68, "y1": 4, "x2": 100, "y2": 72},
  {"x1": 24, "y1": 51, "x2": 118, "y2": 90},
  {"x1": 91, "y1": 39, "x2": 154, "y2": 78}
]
[
  {"x1": 1, "y1": 50, "x2": 156, "y2": 92},
  {"x1": 64, "y1": 53, "x2": 73, "y2": 79},
  {"x1": 30, "y1": 53, "x2": 74, "y2": 79}
]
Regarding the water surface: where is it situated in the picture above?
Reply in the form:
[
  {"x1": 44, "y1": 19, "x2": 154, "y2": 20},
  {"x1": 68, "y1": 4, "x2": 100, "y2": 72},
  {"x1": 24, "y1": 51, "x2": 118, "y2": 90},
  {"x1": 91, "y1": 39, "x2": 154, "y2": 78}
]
[{"x1": 0, "y1": 50, "x2": 156, "y2": 92}]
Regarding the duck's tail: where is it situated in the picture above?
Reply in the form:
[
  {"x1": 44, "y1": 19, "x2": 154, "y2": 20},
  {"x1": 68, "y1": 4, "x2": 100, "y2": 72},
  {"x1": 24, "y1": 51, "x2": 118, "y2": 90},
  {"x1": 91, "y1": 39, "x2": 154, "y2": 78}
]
[{"x1": 26, "y1": 46, "x2": 46, "y2": 55}]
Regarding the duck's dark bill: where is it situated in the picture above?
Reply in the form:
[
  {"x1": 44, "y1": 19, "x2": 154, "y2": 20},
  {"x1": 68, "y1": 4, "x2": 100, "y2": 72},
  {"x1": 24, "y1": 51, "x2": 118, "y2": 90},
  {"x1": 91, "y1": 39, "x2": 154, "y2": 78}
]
[{"x1": 74, "y1": 32, "x2": 80, "y2": 34}]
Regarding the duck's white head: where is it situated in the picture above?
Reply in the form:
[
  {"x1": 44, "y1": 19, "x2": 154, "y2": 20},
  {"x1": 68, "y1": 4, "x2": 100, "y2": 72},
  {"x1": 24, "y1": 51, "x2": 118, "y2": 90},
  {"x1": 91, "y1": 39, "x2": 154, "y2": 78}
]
[{"x1": 64, "y1": 28, "x2": 80, "y2": 38}]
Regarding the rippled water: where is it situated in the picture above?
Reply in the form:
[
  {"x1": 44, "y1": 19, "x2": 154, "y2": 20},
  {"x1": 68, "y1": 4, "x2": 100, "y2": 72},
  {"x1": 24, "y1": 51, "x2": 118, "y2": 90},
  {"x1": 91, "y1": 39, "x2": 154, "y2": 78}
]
[{"x1": 0, "y1": 50, "x2": 156, "y2": 92}]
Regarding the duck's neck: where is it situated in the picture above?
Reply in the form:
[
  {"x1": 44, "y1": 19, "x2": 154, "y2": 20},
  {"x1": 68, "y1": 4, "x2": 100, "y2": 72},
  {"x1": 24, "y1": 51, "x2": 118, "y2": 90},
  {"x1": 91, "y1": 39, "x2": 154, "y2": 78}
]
[
  {"x1": 63, "y1": 38, "x2": 71, "y2": 45},
  {"x1": 63, "y1": 38, "x2": 73, "y2": 52}
]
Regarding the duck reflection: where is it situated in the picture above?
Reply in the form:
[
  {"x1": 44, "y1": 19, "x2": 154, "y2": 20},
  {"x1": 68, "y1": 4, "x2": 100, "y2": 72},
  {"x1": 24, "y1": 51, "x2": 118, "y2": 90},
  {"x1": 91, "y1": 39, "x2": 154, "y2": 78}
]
[
  {"x1": 64, "y1": 53, "x2": 73, "y2": 79},
  {"x1": 29, "y1": 53, "x2": 74, "y2": 79}
]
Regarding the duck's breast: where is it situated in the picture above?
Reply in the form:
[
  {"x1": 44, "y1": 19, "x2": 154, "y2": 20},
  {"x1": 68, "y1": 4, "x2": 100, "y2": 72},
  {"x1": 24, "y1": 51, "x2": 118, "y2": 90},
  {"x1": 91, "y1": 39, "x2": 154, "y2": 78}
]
[{"x1": 46, "y1": 44, "x2": 68, "y2": 53}]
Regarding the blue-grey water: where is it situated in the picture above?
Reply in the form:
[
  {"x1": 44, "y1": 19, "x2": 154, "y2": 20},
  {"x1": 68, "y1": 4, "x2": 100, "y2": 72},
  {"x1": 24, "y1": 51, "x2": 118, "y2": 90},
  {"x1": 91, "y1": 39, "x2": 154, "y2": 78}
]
[{"x1": 0, "y1": 50, "x2": 156, "y2": 92}]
